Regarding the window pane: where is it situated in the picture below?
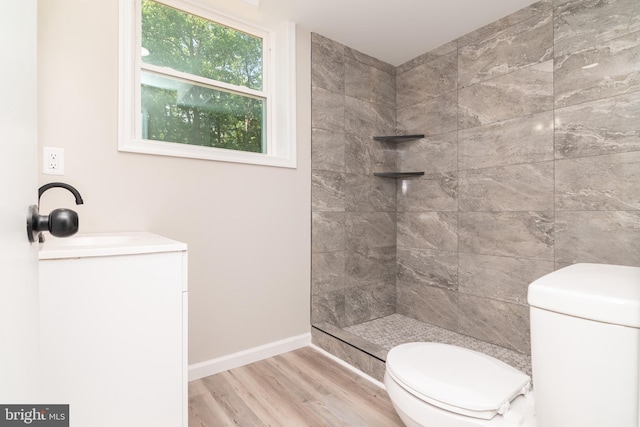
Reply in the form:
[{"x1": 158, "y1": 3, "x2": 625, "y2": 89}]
[
  {"x1": 141, "y1": 72, "x2": 265, "y2": 153},
  {"x1": 141, "y1": 0, "x2": 263, "y2": 91}
]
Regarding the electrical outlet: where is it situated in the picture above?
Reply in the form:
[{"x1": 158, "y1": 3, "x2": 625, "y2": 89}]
[{"x1": 43, "y1": 147, "x2": 65, "y2": 175}]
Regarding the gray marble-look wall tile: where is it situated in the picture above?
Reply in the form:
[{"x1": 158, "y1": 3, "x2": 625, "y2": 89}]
[
  {"x1": 345, "y1": 173, "x2": 396, "y2": 212},
  {"x1": 555, "y1": 91, "x2": 640, "y2": 159},
  {"x1": 309, "y1": 0, "x2": 640, "y2": 371},
  {"x1": 554, "y1": 0, "x2": 640, "y2": 58},
  {"x1": 312, "y1": 86, "x2": 344, "y2": 132},
  {"x1": 344, "y1": 45, "x2": 395, "y2": 75},
  {"x1": 456, "y1": 0, "x2": 553, "y2": 48},
  {"x1": 458, "y1": 253, "x2": 554, "y2": 305},
  {"x1": 311, "y1": 32, "x2": 337, "y2": 47},
  {"x1": 311, "y1": 290, "x2": 345, "y2": 326},
  {"x1": 396, "y1": 51, "x2": 457, "y2": 108},
  {"x1": 458, "y1": 294, "x2": 530, "y2": 353},
  {"x1": 312, "y1": 170, "x2": 345, "y2": 212},
  {"x1": 397, "y1": 211, "x2": 458, "y2": 251},
  {"x1": 397, "y1": 91, "x2": 457, "y2": 136},
  {"x1": 346, "y1": 246, "x2": 397, "y2": 288},
  {"x1": 312, "y1": 211, "x2": 345, "y2": 253},
  {"x1": 312, "y1": 128, "x2": 345, "y2": 173},
  {"x1": 397, "y1": 284, "x2": 459, "y2": 331},
  {"x1": 458, "y1": 60, "x2": 553, "y2": 129},
  {"x1": 313, "y1": 323, "x2": 387, "y2": 362},
  {"x1": 312, "y1": 251, "x2": 346, "y2": 295},
  {"x1": 555, "y1": 31, "x2": 640, "y2": 108},
  {"x1": 456, "y1": 17, "x2": 512, "y2": 50},
  {"x1": 346, "y1": 212, "x2": 396, "y2": 252},
  {"x1": 459, "y1": 211, "x2": 554, "y2": 260},
  {"x1": 311, "y1": 33, "x2": 345, "y2": 93},
  {"x1": 345, "y1": 134, "x2": 396, "y2": 175},
  {"x1": 556, "y1": 151, "x2": 640, "y2": 211},
  {"x1": 345, "y1": 57, "x2": 395, "y2": 108},
  {"x1": 397, "y1": 131, "x2": 458, "y2": 174},
  {"x1": 459, "y1": 162, "x2": 554, "y2": 211},
  {"x1": 344, "y1": 95, "x2": 395, "y2": 138},
  {"x1": 459, "y1": 111, "x2": 554, "y2": 170},
  {"x1": 397, "y1": 247, "x2": 458, "y2": 291},
  {"x1": 555, "y1": 211, "x2": 640, "y2": 266},
  {"x1": 311, "y1": 328, "x2": 387, "y2": 382},
  {"x1": 554, "y1": 262, "x2": 574, "y2": 272},
  {"x1": 458, "y1": 11, "x2": 553, "y2": 87},
  {"x1": 344, "y1": 283, "x2": 396, "y2": 326},
  {"x1": 396, "y1": 41, "x2": 458, "y2": 75},
  {"x1": 397, "y1": 172, "x2": 458, "y2": 212}
]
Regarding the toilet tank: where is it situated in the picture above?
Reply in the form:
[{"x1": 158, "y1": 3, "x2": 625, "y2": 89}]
[{"x1": 528, "y1": 263, "x2": 640, "y2": 427}]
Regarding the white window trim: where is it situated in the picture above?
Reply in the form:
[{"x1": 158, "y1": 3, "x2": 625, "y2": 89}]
[{"x1": 118, "y1": 0, "x2": 297, "y2": 168}]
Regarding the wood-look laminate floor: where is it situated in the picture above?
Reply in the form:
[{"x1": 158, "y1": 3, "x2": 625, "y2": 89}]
[{"x1": 188, "y1": 346, "x2": 404, "y2": 426}]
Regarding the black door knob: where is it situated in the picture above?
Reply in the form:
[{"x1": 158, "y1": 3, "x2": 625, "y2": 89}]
[
  {"x1": 27, "y1": 206, "x2": 79, "y2": 242},
  {"x1": 26, "y1": 182, "x2": 83, "y2": 243},
  {"x1": 48, "y1": 208, "x2": 79, "y2": 238}
]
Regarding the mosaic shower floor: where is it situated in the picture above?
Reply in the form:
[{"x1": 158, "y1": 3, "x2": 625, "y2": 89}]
[{"x1": 344, "y1": 313, "x2": 532, "y2": 377}]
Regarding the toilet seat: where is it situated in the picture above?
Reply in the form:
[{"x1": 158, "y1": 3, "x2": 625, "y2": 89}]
[{"x1": 386, "y1": 343, "x2": 531, "y2": 420}]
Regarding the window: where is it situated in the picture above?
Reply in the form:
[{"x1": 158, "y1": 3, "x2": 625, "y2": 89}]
[{"x1": 119, "y1": 0, "x2": 296, "y2": 167}]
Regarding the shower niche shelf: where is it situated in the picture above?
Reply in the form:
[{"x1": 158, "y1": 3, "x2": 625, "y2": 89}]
[
  {"x1": 373, "y1": 134, "x2": 424, "y2": 143},
  {"x1": 373, "y1": 134, "x2": 425, "y2": 178},
  {"x1": 374, "y1": 172, "x2": 424, "y2": 178}
]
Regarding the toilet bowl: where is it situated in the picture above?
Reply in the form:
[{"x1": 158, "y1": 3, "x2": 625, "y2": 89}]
[
  {"x1": 384, "y1": 343, "x2": 536, "y2": 427},
  {"x1": 384, "y1": 263, "x2": 640, "y2": 427}
]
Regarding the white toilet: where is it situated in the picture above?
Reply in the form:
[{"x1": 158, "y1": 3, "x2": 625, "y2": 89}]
[{"x1": 384, "y1": 263, "x2": 640, "y2": 427}]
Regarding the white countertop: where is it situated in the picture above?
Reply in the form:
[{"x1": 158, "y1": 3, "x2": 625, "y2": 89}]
[{"x1": 38, "y1": 232, "x2": 187, "y2": 260}]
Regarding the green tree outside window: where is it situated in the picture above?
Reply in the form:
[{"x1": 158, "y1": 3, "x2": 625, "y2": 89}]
[{"x1": 140, "y1": 0, "x2": 265, "y2": 153}]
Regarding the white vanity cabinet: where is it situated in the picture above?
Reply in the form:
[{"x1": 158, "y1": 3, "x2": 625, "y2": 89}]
[{"x1": 38, "y1": 232, "x2": 188, "y2": 427}]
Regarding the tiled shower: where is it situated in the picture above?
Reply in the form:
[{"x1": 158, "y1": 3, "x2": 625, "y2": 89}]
[{"x1": 311, "y1": 0, "x2": 640, "y2": 380}]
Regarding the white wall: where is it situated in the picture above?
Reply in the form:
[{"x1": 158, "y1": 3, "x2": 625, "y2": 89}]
[{"x1": 37, "y1": 0, "x2": 311, "y2": 364}]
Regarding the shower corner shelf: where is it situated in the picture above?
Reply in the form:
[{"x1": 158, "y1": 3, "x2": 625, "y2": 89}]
[
  {"x1": 373, "y1": 134, "x2": 425, "y2": 143},
  {"x1": 372, "y1": 135, "x2": 425, "y2": 178},
  {"x1": 374, "y1": 172, "x2": 425, "y2": 178}
]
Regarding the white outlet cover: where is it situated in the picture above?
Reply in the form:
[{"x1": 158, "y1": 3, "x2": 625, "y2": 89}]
[{"x1": 43, "y1": 146, "x2": 64, "y2": 175}]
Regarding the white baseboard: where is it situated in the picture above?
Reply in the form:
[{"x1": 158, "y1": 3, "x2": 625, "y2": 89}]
[
  {"x1": 309, "y1": 344, "x2": 386, "y2": 389},
  {"x1": 188, "y1": 332, "x2": 311, "y2": 382}
]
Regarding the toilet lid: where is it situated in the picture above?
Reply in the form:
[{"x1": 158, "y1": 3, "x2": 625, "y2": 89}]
[{"x1": 386, "y1": 342, "x2": 531, "y2": 420}]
